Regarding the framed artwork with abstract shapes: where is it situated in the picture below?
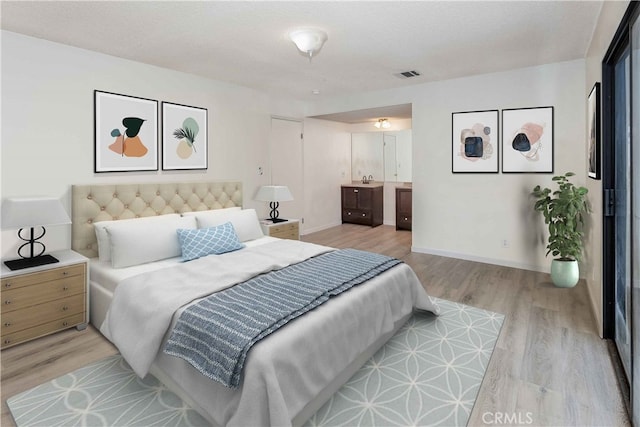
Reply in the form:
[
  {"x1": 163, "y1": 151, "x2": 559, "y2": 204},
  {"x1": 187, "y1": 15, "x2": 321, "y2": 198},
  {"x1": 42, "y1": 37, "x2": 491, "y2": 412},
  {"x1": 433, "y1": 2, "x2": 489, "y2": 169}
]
[
  {"x1": 162, "y1": 102, "x2": 208, "y2": 170},
  {"x1": 451, "y1": 110, "x2": 499, "y2": 173},
  {"x1": 94, "y1": 90, "x2": 158, "y2": 172},
  {"x1": 502, "y1": 106, "x2": 554, "y2": 173},
  {"x1": 587, "y1": 82, "x2": 601, "y2": 179}
]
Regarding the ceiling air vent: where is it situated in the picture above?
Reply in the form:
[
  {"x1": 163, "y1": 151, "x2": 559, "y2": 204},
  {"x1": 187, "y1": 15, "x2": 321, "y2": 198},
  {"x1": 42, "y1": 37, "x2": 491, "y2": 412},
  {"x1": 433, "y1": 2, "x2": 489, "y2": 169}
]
[{"x1": 396, "y1": 70, "x2": 421, "y2": 79}]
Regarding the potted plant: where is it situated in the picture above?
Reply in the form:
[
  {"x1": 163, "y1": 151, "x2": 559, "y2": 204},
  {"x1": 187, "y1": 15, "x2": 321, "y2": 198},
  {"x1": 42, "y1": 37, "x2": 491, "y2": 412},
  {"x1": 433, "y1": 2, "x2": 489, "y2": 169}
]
[{"x1": 532, "y1": 172, "x2": 590, "y2": 287}]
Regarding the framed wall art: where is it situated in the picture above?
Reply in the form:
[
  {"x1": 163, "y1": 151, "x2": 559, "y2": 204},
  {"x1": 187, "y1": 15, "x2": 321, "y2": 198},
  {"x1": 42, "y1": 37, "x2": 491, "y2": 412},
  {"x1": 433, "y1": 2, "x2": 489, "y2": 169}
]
[
  {"x1": 94, "y1": 90, "x2": 159, "y2": 172},
  {"x1": 587, "y1": 82, "x2": 601, "y2": 179},
  {"x1": 502, "y1": 106, "x2": 554, "y2": 173},
  {"x1": 162, "y1": 102, "x2": 208, "y2": 170},
  {"x1": 451, "y1": 110, "x2": 499, "y2": 173}
]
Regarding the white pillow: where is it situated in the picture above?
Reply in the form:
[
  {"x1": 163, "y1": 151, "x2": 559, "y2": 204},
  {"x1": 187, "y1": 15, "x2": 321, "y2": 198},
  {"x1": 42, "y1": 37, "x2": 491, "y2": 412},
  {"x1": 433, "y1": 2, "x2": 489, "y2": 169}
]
[
  {"x1": 106, "y1": 215, "x2": 197, "y2": 268},
  {"x1": 94, "y1": 214, "x2": 181, "y2": 262},
  {"x1": 196, "y1": 208, "x2": 264, "y2": 242},
  {"x1": 182, "y1": 207, "x2": 241, "y2": 222}
]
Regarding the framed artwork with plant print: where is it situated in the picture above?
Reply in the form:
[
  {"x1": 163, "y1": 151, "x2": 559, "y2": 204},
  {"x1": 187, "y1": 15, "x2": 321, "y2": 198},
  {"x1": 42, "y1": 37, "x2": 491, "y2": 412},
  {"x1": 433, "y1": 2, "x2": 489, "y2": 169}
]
[
  {"x1": 162, "y1": 102, "x2": 208, "y2": 170},
  {"x1": 94, "y1": 90, "x2": 158, "y2": 173}
]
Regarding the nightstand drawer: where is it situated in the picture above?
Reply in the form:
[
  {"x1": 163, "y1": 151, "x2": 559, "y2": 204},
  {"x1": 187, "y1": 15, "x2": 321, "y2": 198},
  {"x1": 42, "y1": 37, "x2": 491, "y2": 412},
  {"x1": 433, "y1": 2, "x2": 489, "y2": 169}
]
[
  {"x1": 1, "y1": 275, "x2": 85, "y2": 313},
  {"x1": 1, "y1": 293, "x2": 85, "y2": 336},
  {"x1": 261, "y1": 220, "x2": 300, "y2": 240},
  {"x1": 1, "y1": 264, "x2": 84, "y2": 291},
  {"x1": 270, "y1": 228, "x2": 299, "y2": 240},
  {"x1": 270, "y1": 222, "x2": 298, "y2": 234},
  {"x1": 1, "y1": 313, "x2": 85, "y2": 349}
]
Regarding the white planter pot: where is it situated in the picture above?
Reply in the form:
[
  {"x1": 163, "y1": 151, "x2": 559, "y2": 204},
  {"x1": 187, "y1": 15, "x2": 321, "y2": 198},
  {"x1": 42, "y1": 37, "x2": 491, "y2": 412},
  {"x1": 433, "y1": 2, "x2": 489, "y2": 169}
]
[{"x1": 550, "y1": 259, "x2": 579, "y2": 288}]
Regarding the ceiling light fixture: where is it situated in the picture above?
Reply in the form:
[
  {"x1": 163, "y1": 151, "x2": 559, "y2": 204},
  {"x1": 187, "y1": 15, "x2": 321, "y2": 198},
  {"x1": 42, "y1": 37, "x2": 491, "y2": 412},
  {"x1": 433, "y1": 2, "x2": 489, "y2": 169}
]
[
  {"x1": 374, "y1": 118, "x2": 391, "y2": 129},
  {"x1": 288, "y1": 28, "x2": 328, "y2": 61}
]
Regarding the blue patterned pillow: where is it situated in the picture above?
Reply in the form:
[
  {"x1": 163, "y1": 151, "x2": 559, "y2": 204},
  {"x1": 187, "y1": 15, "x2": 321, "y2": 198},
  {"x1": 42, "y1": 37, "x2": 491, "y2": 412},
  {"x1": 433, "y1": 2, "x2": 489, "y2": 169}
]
[{"x1": 177, "y1": 222, "x2": 245, "y2": 261}]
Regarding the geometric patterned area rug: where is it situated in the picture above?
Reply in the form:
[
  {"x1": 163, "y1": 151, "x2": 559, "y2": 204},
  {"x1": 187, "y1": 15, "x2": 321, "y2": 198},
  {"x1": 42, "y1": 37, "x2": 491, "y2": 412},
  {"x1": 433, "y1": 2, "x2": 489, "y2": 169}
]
[
  {"x1": 305, "y1": 298, "x2": 504, "y2": 427},
  {"x1": 7, "y1": 298, "x2": 503, "y2": 427},
  {"x1": 6, "y1": 356, "x2": 208, "y2": 427}
]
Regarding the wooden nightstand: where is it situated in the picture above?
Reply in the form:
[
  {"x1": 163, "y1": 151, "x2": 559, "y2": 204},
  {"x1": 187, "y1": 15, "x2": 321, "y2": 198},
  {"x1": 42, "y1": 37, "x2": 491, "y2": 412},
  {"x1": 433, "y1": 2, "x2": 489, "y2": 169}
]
[
  {"x1": 260, "y1": 219, "x2": 300, "y2": 240},
  {"x1": 0, "y1": 250, "x2": 89, "y2": 349}
]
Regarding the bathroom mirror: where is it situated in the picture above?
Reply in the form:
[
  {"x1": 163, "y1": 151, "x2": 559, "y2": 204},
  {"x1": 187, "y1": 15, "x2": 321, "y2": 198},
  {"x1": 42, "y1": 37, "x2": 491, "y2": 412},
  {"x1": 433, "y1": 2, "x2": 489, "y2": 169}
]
[{"x1": 351, "y1": 130, "x2": 412, "y2": 182}]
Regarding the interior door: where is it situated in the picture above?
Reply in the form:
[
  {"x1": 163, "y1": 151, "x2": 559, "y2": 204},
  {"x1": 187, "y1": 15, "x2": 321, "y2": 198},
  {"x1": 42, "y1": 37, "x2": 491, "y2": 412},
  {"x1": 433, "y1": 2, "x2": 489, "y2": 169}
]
[{"x1": 269, "y1": 117, "x2": 304, "y2": 228}]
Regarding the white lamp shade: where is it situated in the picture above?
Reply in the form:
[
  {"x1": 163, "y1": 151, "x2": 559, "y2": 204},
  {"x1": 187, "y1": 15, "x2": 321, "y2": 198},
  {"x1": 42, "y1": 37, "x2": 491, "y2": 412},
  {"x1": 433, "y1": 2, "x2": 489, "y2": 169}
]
[
  {"x1": 1, "y1": 197, "x2": 71, "y2": 230},
  {"x1": 254, "y1": 186, "x2": 294, "y2": 202},
  {"x1": 288, "y1": 28, "x2": 328, "y2": 58}
]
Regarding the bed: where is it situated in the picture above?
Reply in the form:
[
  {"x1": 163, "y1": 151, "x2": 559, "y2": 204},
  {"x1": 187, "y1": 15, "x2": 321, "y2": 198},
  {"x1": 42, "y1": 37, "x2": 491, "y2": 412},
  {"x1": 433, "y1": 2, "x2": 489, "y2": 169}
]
[{"x1": 72, "y1": 181, "x2": 439, "y2": 427}]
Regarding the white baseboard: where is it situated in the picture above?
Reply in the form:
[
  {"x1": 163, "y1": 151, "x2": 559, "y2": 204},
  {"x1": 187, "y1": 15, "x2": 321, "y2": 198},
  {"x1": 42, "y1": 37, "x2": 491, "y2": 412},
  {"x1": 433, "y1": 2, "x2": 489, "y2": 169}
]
[
  {"x1": 411, "y1": 245, "x2": 549, "y2": 274},
  {"x1": 301, "y1": 221, "x2": 343, "y2": 236}
]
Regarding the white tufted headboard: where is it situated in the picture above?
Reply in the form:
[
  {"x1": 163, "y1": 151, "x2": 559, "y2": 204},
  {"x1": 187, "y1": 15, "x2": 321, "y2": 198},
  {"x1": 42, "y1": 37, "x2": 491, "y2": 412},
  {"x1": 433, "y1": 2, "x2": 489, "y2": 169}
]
[{"x1": 72, "y1": 181, "x2": 242, "y2": 258}]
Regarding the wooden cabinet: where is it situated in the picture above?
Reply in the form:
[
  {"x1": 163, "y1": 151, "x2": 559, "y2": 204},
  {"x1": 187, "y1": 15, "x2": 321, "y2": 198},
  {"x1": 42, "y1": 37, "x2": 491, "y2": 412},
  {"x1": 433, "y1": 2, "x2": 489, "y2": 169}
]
[
  {"x1": 396, "y1": 187, "x2": 412, "y2": 231},
  {"x1": 0, "y1": 250, "x2": 88, "y2": 349},
  {"x1": 341, "y1": 185, "x2": 383, "y2": 227},
  {"x1": 261, "y1": 219, "x2": 300, "y2": 240}
]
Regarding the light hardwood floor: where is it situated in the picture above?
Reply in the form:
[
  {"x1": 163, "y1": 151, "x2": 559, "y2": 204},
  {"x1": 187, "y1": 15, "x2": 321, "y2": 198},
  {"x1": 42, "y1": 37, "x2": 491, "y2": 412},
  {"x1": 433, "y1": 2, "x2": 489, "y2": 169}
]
[{"x1": 1, "y1": 224, "x2": 630, "y2": 426}]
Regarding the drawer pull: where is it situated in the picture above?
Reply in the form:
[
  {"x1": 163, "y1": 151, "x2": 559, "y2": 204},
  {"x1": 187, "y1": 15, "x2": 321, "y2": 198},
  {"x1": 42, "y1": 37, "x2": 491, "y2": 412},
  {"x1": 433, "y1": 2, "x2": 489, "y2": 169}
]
[
  {"x1": 362, "y1": 213, "x2": 366, "y2": 217},
  {"x1": 62, "y1": 306, "x2": 69, "y2": 311},
  {"x1": 62, "y1": 286, "x2": 69, "y2": 291},
  {"x1": 62, "y1": 321, "x2": 69, "y2": 327},
  {"x1": 347, "y1": 212, "x2": 351, "y2": 216},
  {"x1": 63, "y1": 272, "x2": 69, "y2": 276},
  {"x1": 353, "y1": 189, "x2": 359, "y2": 193},
  {"x1": 4, "y1": 283, "x2": 10, "y2": 289},
  {"x1": 4, "y1": 339, "x2": 10, "y2": 345},
  {"x1": 4, "y1": 300, "x2": 11, "y2": 305},
  {"x1": 4, "y1": 322, "x2": 11, "y2": 327},
  {"x1": 404, "y1": 217, "x2": 408, "y2": 221}
]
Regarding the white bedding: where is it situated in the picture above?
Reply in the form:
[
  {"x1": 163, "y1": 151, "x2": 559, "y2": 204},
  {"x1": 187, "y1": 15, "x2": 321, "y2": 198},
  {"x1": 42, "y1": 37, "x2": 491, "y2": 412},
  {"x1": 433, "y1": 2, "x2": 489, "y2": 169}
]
[
  {"x1": 90, "y1": 236, "x2": 279, "y2": 293},
  {"x1": 97, "y1": 238, "x2": 440, "y2": 426}
]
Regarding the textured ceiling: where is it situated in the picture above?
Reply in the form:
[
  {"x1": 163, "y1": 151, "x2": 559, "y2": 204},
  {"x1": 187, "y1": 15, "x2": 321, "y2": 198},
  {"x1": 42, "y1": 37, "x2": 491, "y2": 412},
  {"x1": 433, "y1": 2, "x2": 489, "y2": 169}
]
[{"x1": 1, "y1": 1, "x2": 602, "y2": 117}]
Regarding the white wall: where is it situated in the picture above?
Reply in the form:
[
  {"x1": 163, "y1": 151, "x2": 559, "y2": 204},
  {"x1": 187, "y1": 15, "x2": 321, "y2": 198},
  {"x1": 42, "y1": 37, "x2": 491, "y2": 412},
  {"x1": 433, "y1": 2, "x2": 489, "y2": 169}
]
[
  {"x1": 0, "y1": 31, "x2": 306, "y2": 257},
  {"x1": 301, "y1": 118, "x2": 351, "y2": 234},
  {"x1": 307, "y1": 59, "x2": 587, "y2": 273},
  {"x1": 584, "y1": 0, "x2": 630, "y2": 337}
]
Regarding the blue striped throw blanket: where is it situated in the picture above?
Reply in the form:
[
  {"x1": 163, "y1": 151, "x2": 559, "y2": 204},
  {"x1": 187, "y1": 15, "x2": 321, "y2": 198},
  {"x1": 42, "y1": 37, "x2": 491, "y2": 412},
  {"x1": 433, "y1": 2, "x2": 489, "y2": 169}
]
[{"x1": 163, "y1": 249, "x2": 401, "y2": 388}]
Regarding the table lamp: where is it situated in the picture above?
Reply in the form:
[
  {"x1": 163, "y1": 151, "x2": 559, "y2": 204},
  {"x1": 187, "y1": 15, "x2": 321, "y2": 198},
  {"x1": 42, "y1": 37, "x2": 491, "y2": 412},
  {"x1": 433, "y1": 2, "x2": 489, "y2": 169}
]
[
  {"x1": 254, "y1": 185, "x2": 293, "y2": 223},
  {"x1": 1, "y1": 197, "x2": 72, "y2": 270}
]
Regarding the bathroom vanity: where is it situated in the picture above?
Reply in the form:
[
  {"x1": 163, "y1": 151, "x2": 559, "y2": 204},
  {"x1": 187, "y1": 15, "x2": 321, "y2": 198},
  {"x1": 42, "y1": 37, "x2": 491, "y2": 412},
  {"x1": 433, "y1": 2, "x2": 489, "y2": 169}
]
[{"x1": 341, "y1": 183, "x2": 383, "y2": 227}]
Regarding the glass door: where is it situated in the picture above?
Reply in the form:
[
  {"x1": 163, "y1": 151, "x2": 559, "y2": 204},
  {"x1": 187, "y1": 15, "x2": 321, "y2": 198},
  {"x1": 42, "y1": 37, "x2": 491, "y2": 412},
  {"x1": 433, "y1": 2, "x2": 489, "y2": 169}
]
[
  {"x1": 603, "y1": 3, "x2": 639, "y2": 423},
  {"x1": 631, "y1": 10, "x2": 640, "y2": 426},
  {"x1": 613, "y1": 45, "x2": 632, "y2": 381}
]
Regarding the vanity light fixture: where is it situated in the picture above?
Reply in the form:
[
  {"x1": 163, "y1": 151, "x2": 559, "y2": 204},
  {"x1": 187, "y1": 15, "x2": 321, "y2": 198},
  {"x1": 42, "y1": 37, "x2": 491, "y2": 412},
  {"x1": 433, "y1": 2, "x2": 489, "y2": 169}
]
[
  {"x1": 374, "y1": 118, "x2": 391, "y2": 129},
  {"x1": 288, "y1": 28, "x2": 328, "y2": 61},
  {"x1": 1, "y1": 197, "x2": 72, "y2": 270}
]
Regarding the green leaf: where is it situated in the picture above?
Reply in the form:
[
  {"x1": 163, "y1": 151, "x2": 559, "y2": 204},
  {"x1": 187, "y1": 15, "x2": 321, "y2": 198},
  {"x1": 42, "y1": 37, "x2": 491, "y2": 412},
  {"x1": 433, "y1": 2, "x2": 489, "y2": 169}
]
[
  {"x1": 122, "y1": 117, "x2": 145, "y2": 138},
  {"x1": 182, "y1": 117, "x2": 199, "y2": 140}
]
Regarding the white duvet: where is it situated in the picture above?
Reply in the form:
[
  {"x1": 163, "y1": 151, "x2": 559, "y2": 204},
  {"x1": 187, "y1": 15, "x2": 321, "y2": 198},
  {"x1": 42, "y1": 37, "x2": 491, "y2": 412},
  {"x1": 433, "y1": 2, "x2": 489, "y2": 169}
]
[{"x1": 101, "y1": 239, "x2": 440, "y2": 426}]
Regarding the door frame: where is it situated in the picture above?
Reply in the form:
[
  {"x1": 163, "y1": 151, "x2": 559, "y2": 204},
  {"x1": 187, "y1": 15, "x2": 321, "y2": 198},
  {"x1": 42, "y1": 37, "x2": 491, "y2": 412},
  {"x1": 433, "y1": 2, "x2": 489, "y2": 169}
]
[{"x1": 601, "y1": 0, "x2": 639, "y2": 340}]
